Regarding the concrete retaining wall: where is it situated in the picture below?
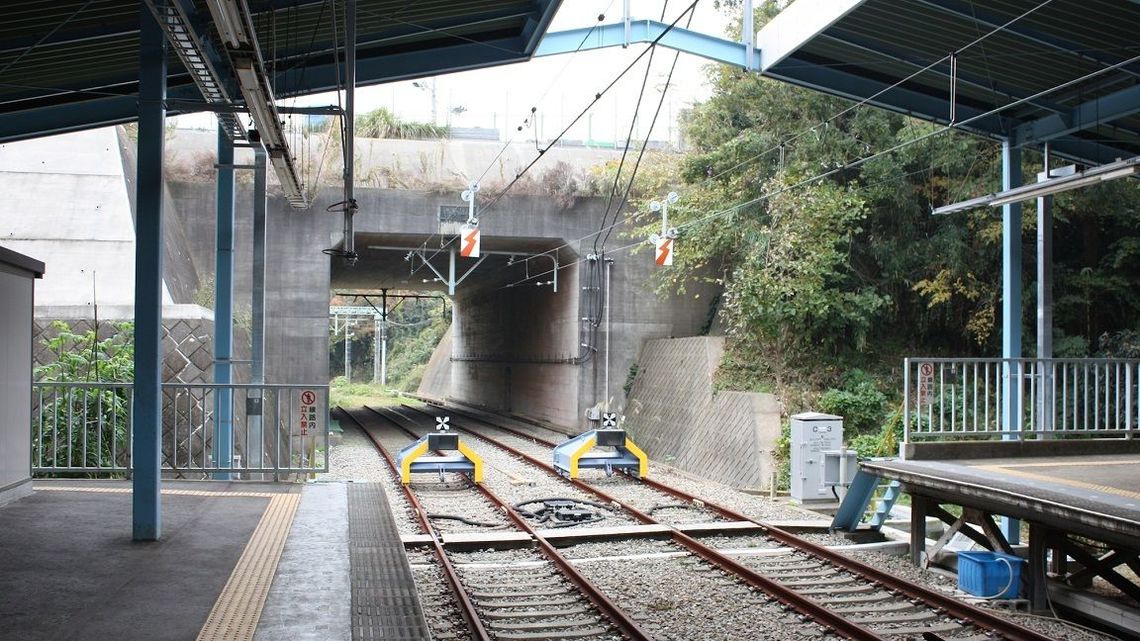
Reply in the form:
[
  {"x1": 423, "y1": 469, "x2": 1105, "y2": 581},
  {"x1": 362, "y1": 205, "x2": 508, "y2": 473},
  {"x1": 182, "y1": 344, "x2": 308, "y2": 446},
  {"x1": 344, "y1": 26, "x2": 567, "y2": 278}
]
[
  {"x1": 624, "y1": 337, "x2": 782, "y2": 490},
  {"x1": 417, "y1": 327, "x2": 452, "y2": 399},
  {"x1": 33, "y1": 305, "x2": 218, "y2": 386}
]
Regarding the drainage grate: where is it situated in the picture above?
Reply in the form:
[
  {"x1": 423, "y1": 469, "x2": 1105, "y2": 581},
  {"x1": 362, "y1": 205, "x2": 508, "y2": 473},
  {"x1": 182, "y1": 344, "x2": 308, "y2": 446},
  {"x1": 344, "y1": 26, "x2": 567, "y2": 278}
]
[{"x1": 348, "y1": 483, "x2": 432, "y2": 641}]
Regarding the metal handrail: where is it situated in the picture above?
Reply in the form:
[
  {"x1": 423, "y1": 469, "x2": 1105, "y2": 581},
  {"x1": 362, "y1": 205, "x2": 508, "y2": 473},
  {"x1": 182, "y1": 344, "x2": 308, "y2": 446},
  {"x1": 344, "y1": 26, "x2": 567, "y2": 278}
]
[
  {"x1": 902, "y1": 357, "x2": 1138, "y2": 444},
  {"x1": 31, "y1": 381, "x2": 330, "y2": 476}
]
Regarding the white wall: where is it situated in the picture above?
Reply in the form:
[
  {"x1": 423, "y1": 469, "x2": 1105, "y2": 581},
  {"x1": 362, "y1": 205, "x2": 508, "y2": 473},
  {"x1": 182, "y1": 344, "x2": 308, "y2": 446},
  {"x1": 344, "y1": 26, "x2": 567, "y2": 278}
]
[
  {"x1": 0, "y1": 267, "x2": 33, "y2": 501},
  {"x1": 0, "y1": 128, "x2": 172, "y2": 308}
]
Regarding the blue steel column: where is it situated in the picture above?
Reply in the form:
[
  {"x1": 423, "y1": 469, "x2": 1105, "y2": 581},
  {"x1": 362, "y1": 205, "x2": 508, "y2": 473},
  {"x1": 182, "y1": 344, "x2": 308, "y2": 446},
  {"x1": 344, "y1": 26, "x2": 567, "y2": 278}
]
[
  {"x1": 248, "y1": 142, "x2": 267, "y2": 470},
  {"x1": 214, "y1": 125, "x2": 235, "y2": 478},
  {"x1": 133, "y1": 7, "x2": 167, "y2": 541},
  {"x1": 1001, "y1": 139, "x2": 1022, "y2": 545}
]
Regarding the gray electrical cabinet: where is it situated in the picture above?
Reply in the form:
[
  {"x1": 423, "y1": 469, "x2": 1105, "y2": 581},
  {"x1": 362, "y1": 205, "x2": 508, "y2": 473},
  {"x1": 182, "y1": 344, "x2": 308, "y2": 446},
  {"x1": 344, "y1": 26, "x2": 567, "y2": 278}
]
[{"x1": 789, "y1": 412, "x2": 843, "y2": 503}]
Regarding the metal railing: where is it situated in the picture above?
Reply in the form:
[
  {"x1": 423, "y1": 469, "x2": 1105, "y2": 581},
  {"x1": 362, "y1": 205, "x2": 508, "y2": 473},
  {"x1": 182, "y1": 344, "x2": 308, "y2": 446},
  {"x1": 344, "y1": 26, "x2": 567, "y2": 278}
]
[
  {"x1": 903, "y1": 358, "x2": 1139, "y2": 442},
  {"x1": 32, "y1": 382, "x2": 329, "y2": 476}
]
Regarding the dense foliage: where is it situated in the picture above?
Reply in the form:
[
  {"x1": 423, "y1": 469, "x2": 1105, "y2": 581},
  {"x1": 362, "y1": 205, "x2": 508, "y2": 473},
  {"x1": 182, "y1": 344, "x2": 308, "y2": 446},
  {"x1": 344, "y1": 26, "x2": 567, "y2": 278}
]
[
  {"x1": 35, "y1": 321, "x2": 134, "y2": 474},
  {"x1": 330, "y1": 296, "x2": 449, "y2": 392},
  {"x1": 628, "y1": 3, "x2": 1140, "y2": 454}
]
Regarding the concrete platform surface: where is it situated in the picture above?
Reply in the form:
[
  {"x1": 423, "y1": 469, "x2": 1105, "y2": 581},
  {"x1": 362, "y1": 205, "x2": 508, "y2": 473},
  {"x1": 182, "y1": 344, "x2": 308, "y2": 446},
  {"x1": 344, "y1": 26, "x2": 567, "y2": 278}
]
[
  {"x1": 864, "y1": 454, "x2": 1140, "y2": 547},
  {"x1": 255, "y1": 483, "x2": 350, "y2": 641},
  {"x1": 0, "y1": 480, "x2": 294, "y2": 641},
  {"x1": 0, "y1": 479, "x2": 436, "y2": 641}
]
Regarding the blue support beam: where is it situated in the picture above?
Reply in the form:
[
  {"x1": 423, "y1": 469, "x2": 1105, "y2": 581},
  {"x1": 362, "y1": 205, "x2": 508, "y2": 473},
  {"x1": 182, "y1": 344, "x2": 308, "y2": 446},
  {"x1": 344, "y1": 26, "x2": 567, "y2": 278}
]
[
  {"x1": 0, "y1": 33, "x2": 529, "y2": 144},
  {"x1": 535, "y1": 20, "x2": 761, "y2": 70},
  {"x1": 274, "y1": 36, "x2": 529, "y2": 99},
  {"x1": 1015, "y1": 83, "x2": 1140, "y2": 150},
  {"x1": 765, "y1": 59, "x2": 1009, "y2": 137},
  {"x1": 248, "y1": 142, "x2": 267, "y2": 470},
  {"x1": 0, "y1": 81, "x2": 206, "y2": 144},
  {"x1": 0, "y1": 0, "x2": 560, "y2": 146},
  {"x1": 132, "y1": 7, "x2": 167, "y2": 542},
  {"x1": 520, "y1": 0, "x2": 560, "y2": 53},
  {"x1": 1001, "y1": 139, "x2": 1022, "y2": 546},
  {"x1": 213, "y1": 125, "x2": 235, "y2": 478},
  {"x1": 820, "y1": 29, "x2": 1069, "y2": 124},
  {"x1": 768, "y1": 57, "x2": 1132, "y2": 167}
]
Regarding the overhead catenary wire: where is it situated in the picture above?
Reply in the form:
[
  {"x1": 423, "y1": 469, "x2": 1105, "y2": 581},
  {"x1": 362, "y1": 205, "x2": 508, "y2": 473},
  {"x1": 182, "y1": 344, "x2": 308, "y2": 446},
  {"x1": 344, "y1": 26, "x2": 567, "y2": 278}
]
[
  {"x1": 591, "y1": 24, "x2": 661, "y2": 256},
  {"x1": 407, "y1": 0, "x2": 700, "y2": 279},
  {"x1": 495, "y1": 46, "x2": 1140, "y2": 290},
  {"x1": 474, "y1": 0, "x2": 701, "y2": 222},
  {"x1": 476, "y1": 1, "x2": 619, "y2": 187},
  {"x1": 689, "y1": 0, "x2": 1060, "y2": 190},
  {"x1": 596, "y1": 10, "x2": 690, "y2": 254},
  {"x1": 479, "y1": 0, "x2": 1095, "y2": 285},
  {"x1": 403, "y1": 1, "x2": 618, "y2": 275}
]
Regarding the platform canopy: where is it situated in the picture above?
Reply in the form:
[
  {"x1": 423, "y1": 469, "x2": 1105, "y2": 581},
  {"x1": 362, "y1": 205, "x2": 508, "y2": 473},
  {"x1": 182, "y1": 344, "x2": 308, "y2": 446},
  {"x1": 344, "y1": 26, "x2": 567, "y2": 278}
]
[
  {"x1": 0, "y1": 0, "x2": 560, "y2": 143},
  {"x1": 756, "y1": 0, "x2": 1140, "y2": 165}
]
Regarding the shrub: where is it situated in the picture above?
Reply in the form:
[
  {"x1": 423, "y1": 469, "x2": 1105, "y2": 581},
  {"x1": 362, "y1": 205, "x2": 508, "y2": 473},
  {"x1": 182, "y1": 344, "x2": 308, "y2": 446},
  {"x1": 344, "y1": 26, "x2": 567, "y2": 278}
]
[
  {"x1": 35, "y1": 321, "x2": 134, "y2": 473},
  {"x1": 818, "y1": 369, "x2": 887, "y2": 435}
]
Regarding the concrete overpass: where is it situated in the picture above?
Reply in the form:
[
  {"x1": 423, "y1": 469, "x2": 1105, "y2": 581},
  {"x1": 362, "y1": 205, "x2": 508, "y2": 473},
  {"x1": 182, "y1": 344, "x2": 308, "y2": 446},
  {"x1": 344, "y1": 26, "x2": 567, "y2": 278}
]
[
  {"x1": 332, "y1": 188, "x2": 716, "y2": 427},
  {"x1": 3, "y1": 126, "x2": 714, "y2": 430}
]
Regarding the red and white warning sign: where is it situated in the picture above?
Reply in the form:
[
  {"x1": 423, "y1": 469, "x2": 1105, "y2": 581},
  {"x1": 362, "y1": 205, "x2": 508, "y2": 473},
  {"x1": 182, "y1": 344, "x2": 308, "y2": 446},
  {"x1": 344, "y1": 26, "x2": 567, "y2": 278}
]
[
  {"x1": 460, "y1": 225, "x2": 480, "y2": 258},
  {"x1": 917, "y1": 362, "x2": 935, "y2": 406},
  {"x1": 298, "y1": 389, "x2": 321, "y2": 436},
  {"x1": 654, "y1": 237, "x2": 673, "y2": 266}
]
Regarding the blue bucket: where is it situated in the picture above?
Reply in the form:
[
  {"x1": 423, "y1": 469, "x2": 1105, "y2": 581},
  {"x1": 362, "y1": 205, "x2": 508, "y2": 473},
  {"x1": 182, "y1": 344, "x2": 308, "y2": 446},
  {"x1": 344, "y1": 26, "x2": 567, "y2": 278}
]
[{"x1": 957, "y1": 551, "x2": 1024, "y2": 599}]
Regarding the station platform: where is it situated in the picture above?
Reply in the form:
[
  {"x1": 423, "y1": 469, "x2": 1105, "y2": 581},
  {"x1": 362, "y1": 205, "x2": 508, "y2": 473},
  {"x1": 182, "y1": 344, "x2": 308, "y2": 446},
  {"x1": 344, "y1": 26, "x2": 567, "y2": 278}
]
[
  {"x1": 0, "y1": 479, "x2": 427, "y2": 641},
  {"x1": 863, "y1": 453, "x2": 1140, "y2": 548}
]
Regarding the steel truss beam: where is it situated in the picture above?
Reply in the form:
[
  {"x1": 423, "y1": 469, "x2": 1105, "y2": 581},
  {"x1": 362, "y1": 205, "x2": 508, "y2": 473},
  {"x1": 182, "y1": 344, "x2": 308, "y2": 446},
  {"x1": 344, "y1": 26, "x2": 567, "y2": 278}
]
[
  {"x1": 143, "y1": 0, "x2": 245, "y2": 139},
  {"x1": 535, "y1": 20, "x2": 760, "y2": 69}
]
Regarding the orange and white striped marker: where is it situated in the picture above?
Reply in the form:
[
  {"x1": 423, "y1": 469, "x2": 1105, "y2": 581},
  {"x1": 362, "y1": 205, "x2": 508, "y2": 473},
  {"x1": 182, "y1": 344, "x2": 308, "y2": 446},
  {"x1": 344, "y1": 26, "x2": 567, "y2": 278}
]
[
  {"x1": 460, "y1": 225, "x2": 480, "y2": 258},
  {"x1": 654, "y1": 237, "x2": 673, "y2": 266}
]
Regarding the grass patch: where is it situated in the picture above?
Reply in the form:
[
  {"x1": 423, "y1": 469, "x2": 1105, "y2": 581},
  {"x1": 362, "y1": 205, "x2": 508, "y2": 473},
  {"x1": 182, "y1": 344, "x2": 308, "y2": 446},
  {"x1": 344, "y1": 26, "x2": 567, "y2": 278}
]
[{"x1": 329, "y1": 378, "x2": 400, "y2": 409}]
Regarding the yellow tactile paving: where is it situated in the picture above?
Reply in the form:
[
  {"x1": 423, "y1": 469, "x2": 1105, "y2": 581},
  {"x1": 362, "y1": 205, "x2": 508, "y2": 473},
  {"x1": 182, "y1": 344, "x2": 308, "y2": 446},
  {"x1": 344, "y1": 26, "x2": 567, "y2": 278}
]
[
  {"x1": 976, "y1": 465, "x2": 1140, "y2": 502},
  {"x1": 196, "y1": 493, "x2": 301, "y2": 641},
  {"x1": 988, "y1": 460, "x2": 1136, "y2": 469}
]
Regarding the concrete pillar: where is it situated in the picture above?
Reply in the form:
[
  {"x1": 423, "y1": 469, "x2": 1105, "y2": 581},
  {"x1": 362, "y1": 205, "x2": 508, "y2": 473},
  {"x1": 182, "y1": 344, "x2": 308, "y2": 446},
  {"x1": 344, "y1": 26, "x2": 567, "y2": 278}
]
[
  {"x1": 214, "y1": 125, "x2": 235, "y2": 477},
  {"x1": 132, "y1": 8, "x2": 166, "y2": 541}
]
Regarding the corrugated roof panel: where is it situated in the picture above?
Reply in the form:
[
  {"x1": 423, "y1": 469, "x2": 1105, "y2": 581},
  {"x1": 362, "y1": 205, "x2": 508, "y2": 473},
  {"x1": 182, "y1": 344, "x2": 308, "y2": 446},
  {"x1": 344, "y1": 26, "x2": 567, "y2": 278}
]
[
  {"x1": 764, "y1": 0, "x2": 1140, "y2": 164},
  {"x1": 0, "y1": 0, "x2": 561, "y2": 142}
]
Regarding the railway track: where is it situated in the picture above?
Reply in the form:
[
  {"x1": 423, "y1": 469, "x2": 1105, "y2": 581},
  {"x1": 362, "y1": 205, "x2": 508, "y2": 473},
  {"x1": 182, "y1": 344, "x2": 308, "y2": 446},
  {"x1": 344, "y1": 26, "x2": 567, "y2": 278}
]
[
  {"x1": 396, "y1": 401, "x2": 1056, "y2": 641},
  {"x1": 336, "y1": 406, "x2": 649, "y2": 641}
]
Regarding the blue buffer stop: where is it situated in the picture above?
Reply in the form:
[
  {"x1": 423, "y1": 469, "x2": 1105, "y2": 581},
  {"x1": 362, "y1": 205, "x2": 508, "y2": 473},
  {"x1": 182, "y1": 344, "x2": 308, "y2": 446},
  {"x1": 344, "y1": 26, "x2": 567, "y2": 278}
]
[
  {"x1": 395, "y1": 430, "x2": 484, "y2": 484},
  {"x1": 552, "y1": 429, "x2": 648, "y2": 479}
]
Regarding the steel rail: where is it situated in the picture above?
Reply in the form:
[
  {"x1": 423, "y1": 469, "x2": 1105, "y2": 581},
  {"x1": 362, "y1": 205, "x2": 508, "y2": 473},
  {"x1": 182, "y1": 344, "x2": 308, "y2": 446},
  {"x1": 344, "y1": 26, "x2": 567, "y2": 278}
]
[
  {"x1": 416, "y1": 401, "x2": 1058, "y2": 641},
  {"x1": 391, "y1": 404, "x2": 885, "y2": 641},
  {"x1": 333, "y1": 407, "x2": 491, "y2": 641},
  {"x1": 366, "y1": 405, "x2": 655, "y2": 641}
]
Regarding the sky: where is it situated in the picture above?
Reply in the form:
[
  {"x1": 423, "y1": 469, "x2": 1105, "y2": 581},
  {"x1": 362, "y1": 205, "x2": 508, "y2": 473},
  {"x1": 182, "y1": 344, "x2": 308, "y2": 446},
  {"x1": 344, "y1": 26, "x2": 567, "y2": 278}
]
[{"x1": 174, "y1": 0, "x2": 735, "y2": 146}]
